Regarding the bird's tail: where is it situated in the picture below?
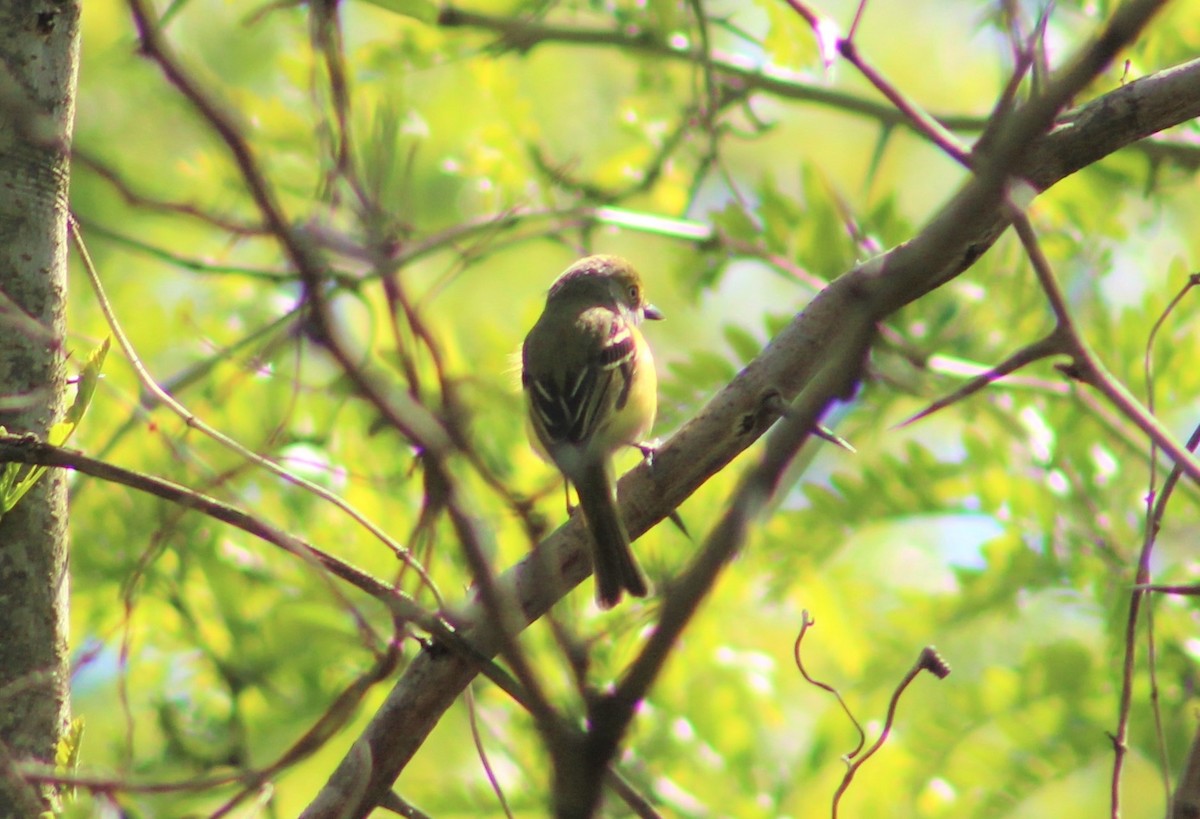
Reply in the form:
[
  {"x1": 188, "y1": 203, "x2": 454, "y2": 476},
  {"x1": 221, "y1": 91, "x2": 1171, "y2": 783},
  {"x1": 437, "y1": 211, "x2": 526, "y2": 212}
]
[{"x1": 575, "y1": 459, "x2": 648, "y2": 608}]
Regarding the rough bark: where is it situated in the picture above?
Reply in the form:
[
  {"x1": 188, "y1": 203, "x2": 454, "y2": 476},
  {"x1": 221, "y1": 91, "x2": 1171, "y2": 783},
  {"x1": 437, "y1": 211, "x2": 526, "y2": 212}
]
[{"x1": 0, "y1": 2, "x2": 79, "y2": 814}]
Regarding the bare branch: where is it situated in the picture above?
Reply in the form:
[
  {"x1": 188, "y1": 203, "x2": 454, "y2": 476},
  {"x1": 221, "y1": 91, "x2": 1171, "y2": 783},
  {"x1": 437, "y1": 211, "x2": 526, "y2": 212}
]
[{"x1": 302, "y1": 5, "x2": 1191, "y2": 813}]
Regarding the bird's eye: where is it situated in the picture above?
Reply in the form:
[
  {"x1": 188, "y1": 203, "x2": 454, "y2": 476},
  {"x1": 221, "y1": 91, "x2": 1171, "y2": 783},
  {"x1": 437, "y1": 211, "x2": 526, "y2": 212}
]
[{"x1": 628, "y1": 284, "x2": 639, "y2": 302}]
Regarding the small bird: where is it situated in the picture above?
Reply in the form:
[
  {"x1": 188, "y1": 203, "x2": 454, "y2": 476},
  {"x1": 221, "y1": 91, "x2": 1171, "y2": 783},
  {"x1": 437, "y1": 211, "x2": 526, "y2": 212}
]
[{"x1": 522, "y1": 255, "x2": 662, "y2": 608}]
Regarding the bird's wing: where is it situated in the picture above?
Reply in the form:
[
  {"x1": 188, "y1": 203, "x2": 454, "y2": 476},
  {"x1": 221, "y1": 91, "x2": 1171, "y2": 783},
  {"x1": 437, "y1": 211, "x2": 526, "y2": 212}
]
[{"x1": 526, "y1": 309, "x2": 636, "y2": 447}]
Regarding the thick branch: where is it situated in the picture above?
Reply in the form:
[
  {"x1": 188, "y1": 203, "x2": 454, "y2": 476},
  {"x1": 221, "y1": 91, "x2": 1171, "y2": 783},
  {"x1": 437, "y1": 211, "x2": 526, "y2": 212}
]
[{"x1": 304, "y1": 43, "x2": 1199, "y2": 819}]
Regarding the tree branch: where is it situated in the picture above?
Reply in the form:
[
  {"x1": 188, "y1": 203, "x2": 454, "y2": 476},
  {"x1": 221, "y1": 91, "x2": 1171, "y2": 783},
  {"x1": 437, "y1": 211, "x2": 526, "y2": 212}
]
[
  {"x1": 304, "y1": 15, "x2": 1197, "y2": 819},
  {"x1": 436, "y1": 4, "x2": 1200, "y2": 169}
]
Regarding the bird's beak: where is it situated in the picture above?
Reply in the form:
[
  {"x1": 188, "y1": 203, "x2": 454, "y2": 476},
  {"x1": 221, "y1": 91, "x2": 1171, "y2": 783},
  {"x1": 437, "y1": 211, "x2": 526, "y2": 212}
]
[{"x1": 643, "y1": 303, "x2": 664, "y2": 320}]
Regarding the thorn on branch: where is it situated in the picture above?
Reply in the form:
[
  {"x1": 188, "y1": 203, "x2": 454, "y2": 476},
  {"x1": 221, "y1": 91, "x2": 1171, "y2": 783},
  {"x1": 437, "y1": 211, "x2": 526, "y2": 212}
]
[
  {"x1": 1055, "y1": 361, "x2": 1087, "y2": 382},
  {"x1": 898, "y1": 329, "x2": 1069, "y2": 428},
  {"x1": 812, "y1": 424, "x2": 856, "y2": 454}
]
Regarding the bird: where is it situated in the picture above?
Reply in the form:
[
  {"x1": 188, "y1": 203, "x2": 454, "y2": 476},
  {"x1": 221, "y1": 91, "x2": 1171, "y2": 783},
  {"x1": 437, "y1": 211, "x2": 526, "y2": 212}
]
[{"x1": 522, "y1": 255, "x2": 662, "y2": 608}]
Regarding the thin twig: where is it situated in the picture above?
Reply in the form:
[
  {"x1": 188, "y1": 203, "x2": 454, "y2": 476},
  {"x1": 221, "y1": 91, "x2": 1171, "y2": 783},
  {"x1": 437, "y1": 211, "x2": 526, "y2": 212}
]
[
  {"x1": 73, "y1": 149, "x2": 266, "y2": 235},
  {"x1": 1005, "y1": 206, "x2": 1200, "y2": 819},
  {"x1": 831, "y1": 648, "x2": 951, "y2": 818},
  {"x1": 0, "y1": 432, "x2": 432, "y2": 624},
  {"x1": 1137, "y1": 273, "x2": 1200, "y2": 808},
  {"x1": 1007, "y1": 208, "x2": 1200, "y2": 485},
  {"x1": 70, "y1": 219, "x2": 441, "y2": 595},
  {"x1": 898, "y1": 327, "x2": 1070, "y2": 428},
  {"x1": 465, "y1": 686, "x2": 516, "y2": 819},
  {"x1": 793, "y1": 612, "x2": 865, "y2": 758}
]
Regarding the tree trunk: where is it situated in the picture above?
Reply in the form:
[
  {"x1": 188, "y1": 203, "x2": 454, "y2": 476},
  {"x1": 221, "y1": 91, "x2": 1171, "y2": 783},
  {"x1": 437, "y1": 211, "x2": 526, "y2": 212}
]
[{"x1": 0, "y1": 2, "x2": 80, "y2": 814}]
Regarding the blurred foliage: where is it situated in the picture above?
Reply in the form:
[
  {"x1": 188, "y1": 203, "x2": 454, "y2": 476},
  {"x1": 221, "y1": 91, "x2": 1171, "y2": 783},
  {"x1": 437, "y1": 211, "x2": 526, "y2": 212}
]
[{"x1": 55, "y1": 0, "x2": 1200, "y2": 816}]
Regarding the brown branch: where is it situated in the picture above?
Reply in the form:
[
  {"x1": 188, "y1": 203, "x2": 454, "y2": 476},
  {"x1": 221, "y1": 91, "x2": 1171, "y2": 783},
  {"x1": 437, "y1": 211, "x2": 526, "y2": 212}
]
[
  {"x1": 73, "y1": 149, "x2": 267, "y2": 235},
  {"x1": 433, "y1": 4, "x2": 987, "y2": 133},
  {"x1": 831, "y1": 648, "x2": 952, "y2": 817},
  {"x1": 0, "y1": 433, "x2": 544, "y2": 716},
  {"x1": 898, "y1": 327, "x2": 1070, "y2": 427},
  {"x1": 0, "y1": 434, "x2": 431, "y2": 626},
  {"x1": 834, "y1": 32, "x2": 972, "y2": 166},
  {"x1": 1005, "y1": 209, "x2": 1200, "y2": 817},
  {"x1": 1007, "y1": 210, "x2": 1200, "y2": 483},
  {"x1": 435, "y1": 5, "x2": 1200, "y2": 169},
  {"x1": 79, "y1": 219, "x2": 303, "y2": 282},
  {"x1": 303, "y1": 7, "x2": 1192, "y2": 815},
  {"x1": 123, "y1": 0, "x2": 563, "y2": 636},
  {"x1": 126, "y1": 0, "x2": 452, "y2": 458},
  {"x1": 1125, "y1": 416, "x2": 1200, "y2": 817}
]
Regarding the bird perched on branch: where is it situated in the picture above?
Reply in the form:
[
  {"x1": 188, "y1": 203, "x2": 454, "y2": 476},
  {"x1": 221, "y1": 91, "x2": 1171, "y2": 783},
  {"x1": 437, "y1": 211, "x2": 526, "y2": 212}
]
[{"x1": 522, "y1": 255, "x2": 662, "y2": 608}]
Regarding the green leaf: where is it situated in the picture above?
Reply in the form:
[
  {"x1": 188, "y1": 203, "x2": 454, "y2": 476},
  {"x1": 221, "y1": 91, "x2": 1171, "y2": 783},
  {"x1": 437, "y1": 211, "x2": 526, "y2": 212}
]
[
  {"x1": 64, "y1": 337, "x2": 109, "y2": 428},
  {"x1": 0, "y1": 334, "x2": 107, "y2": 515},
  {"x1": 723, "y1": 324, "x2": 761, "y2": 365},
  {"x1": 711, "y1": 200, "x2": 761, "y2": 244},
  {"x1": 0, "y1": 455, "x2": 28, "y2": 517},
  {"x1": 55, "y1": 716, "x2": 85, "y2": 803}
]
